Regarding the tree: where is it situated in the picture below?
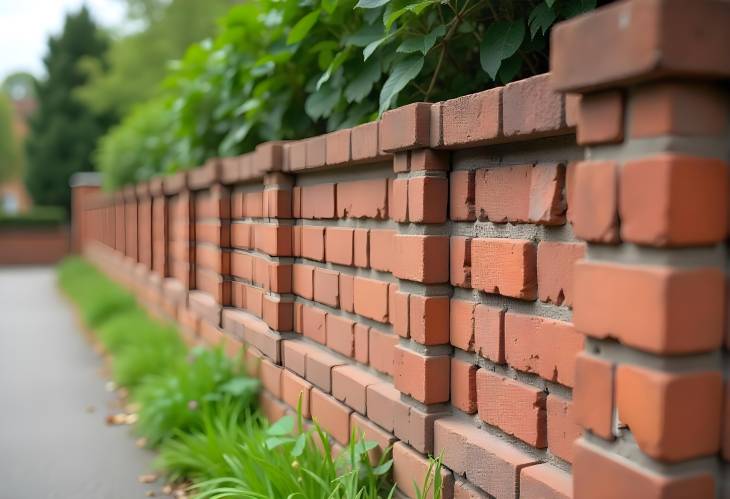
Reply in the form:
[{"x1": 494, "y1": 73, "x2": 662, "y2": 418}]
[
  {"x1": 77, "y1": 0, "x2": 236, "y2": 117},
  {"x1": 0, "y1": 93, "x2": 23, "y2": 182},
  {"x1": 25, "y1": 7, "x2": 113, "y2": 212}
]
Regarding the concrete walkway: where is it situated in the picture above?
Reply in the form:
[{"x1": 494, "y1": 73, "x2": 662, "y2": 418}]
[{"x1": 0, "y1": 267, "x2": 159, "y2": 498}]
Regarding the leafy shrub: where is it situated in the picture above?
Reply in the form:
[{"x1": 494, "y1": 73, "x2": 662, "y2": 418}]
[
  {"x1": 0, "y1": 206, "x2": 66, "y2": 227},
  {"x1": 134, "y1": 347, "x2": 259, "y2": 446},
  {"x1": 158, "y1": 405, "x2": 395, "y2": 499},
  {"x1": 97, "y1": 0, "x2": 596, "y2": 188}
]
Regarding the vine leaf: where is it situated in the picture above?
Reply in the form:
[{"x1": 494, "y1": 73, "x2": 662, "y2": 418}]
[
  {"x1": 479, "y1": 20, "x2": 525, "y2": 80},
  {"x1": 287, "y1": 9, "x2": 320, "y2": 45},
  {"x1": 378, "y1": 54, "x2": 424, "y2": 115},
  {"x1": 356, "y1": 0, "x2": 391, "y2": 8},
  {"x1": 363, "y1": 33, "x2": 393, "y2": 60},
  {"x1": 345, "y1": 57, "x2": 381, "y2": 103},
  {"x1": 396, "y1": 25, "x2": 445, "y2": 55},
  {"x1": 528, "y1": 3, "x2": 557, "y2": 38},
  {"x1": 305, "y1": 83, "x2": 340, "y2": 119}
]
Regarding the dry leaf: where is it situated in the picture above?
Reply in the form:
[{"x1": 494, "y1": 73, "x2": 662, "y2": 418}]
[
  {"x1": 136, "y1": 437, "x2": 148, "y2": 448},
  {"x1": 138, "y1": 473, "x2": 158, "y2": 484},
  {"x1": 161, "y1": 485, "x2": 172, "y2": 495},
  {"x1": 105, "y1": 381, "x2": 117, "y2": 392},
  {"x1": 125, "y1": 413, "x2": 139, "y2": 425},
  {"x1": 105, "y1": 413, "x2": 127, "y2": 425}
]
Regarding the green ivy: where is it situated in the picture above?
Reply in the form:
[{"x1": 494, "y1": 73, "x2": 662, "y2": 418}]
[{"x1": 97, "y1": 0, "x2": 595, "y2": 188}]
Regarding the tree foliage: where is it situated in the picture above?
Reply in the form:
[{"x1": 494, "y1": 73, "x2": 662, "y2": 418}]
[
  {"x1": 97, "y1": 0, "x2": 596, "y2": 188},
  {"x1": 25, "y1": 7, "x2": 114, "y2": 211},
  {"x1": 0, "y1": 93, "x2": 23, "y2": 183},
  {"x1": 76, "y1": 0, "x2": 236, "y2": 117}
]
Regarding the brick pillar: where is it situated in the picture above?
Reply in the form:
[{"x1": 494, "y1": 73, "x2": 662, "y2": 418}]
[
  {"x1": 69, "y1": 172, "x2": 101, "y2": 253},
  {"x1": 149, "y1": 177, "x2": 167, "y2": 279},
  {"x1": 552, "y1": 1, "x2": 730, "y2": 497},
  {"x1": 381, "y1": 103, "x2": 454, "y2": 497}
]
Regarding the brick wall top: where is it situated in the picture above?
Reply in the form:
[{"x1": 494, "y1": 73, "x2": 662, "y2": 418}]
[{"x1": 551, "y1": 0, "x2": 730, "y2": 93}]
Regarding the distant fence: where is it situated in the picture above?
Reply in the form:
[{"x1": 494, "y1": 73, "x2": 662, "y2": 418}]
[{"x1": 0, "y1": 225, "x2": 68, "y2": 265}]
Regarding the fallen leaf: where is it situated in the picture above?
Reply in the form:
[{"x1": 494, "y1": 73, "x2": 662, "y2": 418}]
[
  {"x1": 106, "y1": 413, "x2": 127, "y2": 425},
  {"x1": 105, "y1": 381, "x2": 116, "y2": 392},
  {"x1": 138, "y1": 473, "x2": 158, "y2": 484},
  {"x1": 136, "y1": 438, "x2": 148, "y2": 448},
  {"x1": 145, "y1": 492, "x2": 156, "y2": 497},
  {"x1": 125, "y1": 413, "x2": 138, "y2": 425},
  {"x1": 161, "y1": 485, "x2": 172, "y2": 495}
]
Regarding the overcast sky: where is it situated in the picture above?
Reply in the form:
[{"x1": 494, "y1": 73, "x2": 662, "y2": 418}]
[{"x1": 0, "y1": 0, "x2": 126, "y2": 81}]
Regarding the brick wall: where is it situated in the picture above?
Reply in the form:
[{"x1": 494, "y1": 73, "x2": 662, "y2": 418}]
[
  {"x1": 74, "y1": 1, "x2": 730, "y2": 497},
  {"x1": 0, "y1": 226, "x2": 68, "y2": 264}
]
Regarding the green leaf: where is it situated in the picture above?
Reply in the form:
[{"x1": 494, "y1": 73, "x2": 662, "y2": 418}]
[
  {"x1": 345, "y1": 23, "x2": 385, "y2": 47},
  {"x1": 287, "y1": 9, "x2": 320, "y2": 45},
  {"x1": 363, "y1": 33, "x2": 393, "y2": 61},
  {"x1": 560, "y1": 0, "x2": 597, "y2": 17},
  {"x1": 546, "y1": 0, "x2": 556, "y2": 6},
  {"x1": 218, "y1": 122, "x2": 253, "y2": 155},
  {"x1": 317, "y1": 49, "x2": 350, "y2": 90},
  {"x1": 217, "y1": 377, "x2": 260, "y2": 396},
  {"x1": 265, "y1": 436, "x2": 294, "y2": 450},
  {"x1": 267, "y1": 415, "x2": 295, "y2": 436},
  {"x1": 529, "y1": 3, "x2": 557, "y2": 38},
  {"x1": 321, "y1": 0, "x2": 337, "y2": 14},
  {"x1": 372, "y1": 460, "x2": 393, "y2": 476},
  {"x1": 379, "y1": 54, "x2": 424, "y2": 115},
  {"x1": 396, "y1": 25, "x2": 445, "y2": 55},
  {"x1": 345, "y1": 57, "x2": 381, "y2": 103},
  {"x1": 497, "y1": 54, "x2": 522, "y2": 84},
  {"x1": 291, "y1": 434, "x2": 307, "y2": 457},
  {"x1": 356, "y1": 0, "x2": 390, "y2": 8},
  {"x1": 305, "y1": 84, "x2": 341, "y2": 119},
  {"x1": 479, "y1": 20, "x2": 525, "y2": 79},
  {"x1": 385, "y1": 0, "x2": 434, "y2": 29}
]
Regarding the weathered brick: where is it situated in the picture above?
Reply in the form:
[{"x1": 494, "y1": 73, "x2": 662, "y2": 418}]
[
  {"x1": 409, "y1": 294, "x2": 450, "y2": 346},
  {"x1": 281, "y1": 369, "x2": 312, "y2": 418},
  {"x1": 393, "y1": 442, "x2": 454, "y2": 499},
  {"x1": 449, "y1": 170, "x2": 475, "y2": 221},
  {"x1": 393, "y1": 235, "x2": 449, "y2": 284},
  {"x1": 353, "y1": 276, "x2": 389, "y2": 323},
  {"x1": 331, "y1": 365, "x2": 381, "y2": 414},
  {"x1": 471, "y1": 238, "x2": 537, "y2": 300},
  {"x1": 408, "y1": 176, "x2": 448, "y2": 223},
  {"x1": 337, "y1": 179, "x2": 388, "y2": 219},
  {"x1": 394, "y1": 346, "x2": 450, "y2": 404},
  {"x1": 451, "y1": 358, "x2": 477, "y2": 414},
  {"x1": 537, "y1": 241, "x2": 586, "y2": 307},
  {"x1": 311, "y1": 388, "x2": 352, "y2": 445},
  {"x1": 302, "y1": 304, "x2": 326, "y2": 344},
  {"x1": 577, "y1": 90, "x2": 624, "y2": 145},
  {"x1": 380, "y1": 103, "x2": 431, "y2": 152},
  {"x1": 573, "y1": 353, "x2": 614, "y2": 440},
  {"x1": 313, "y1": 267, "x2": 339, "y2": 308},
  {"x1": 520, "y1": 463, "x2": 572, "y2": 499},
  {"x1": 449, "y1": 236, "x2": 471, "y2": 288},
  {"x1": 442, "y1": 88, "x2": 501, "y2": 147},
  {"x1": 325, "y1": 227, "x2": 354, "y2": 266},
  {"x1": 547, "y1": 394, "x2": 581, "y2": 463},
  {"x1": 570, "y1": 160, "x2": 619, "y2": 243},
  {"x1": 449, "y1": 299, "x2": 476, "y2": 352},
  {"x1": 369, "y1": 229, "x2": 395, "y2": 272}
]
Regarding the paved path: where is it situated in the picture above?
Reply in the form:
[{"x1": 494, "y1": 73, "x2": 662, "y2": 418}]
[{"x1": 0, "y1": 267, "x2": 159, "y2": 498}]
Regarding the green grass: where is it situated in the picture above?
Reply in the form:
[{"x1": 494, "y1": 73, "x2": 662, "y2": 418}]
[{"x1": 57, "y1": 256, "x2": 443, "y2": 499}]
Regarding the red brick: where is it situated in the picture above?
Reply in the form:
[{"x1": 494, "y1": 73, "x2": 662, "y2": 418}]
[
  {"x1": 394, "y1": 346, "x2": 450, "y2": 404},
  {"x1": 449, "y1": 170, "x2": 475, "y2": 221},
  {"x1": 573, "y1": 353, "x2": 614, "y2": 440},
  {"x1": 475, "y1": 165, "x2": 531, "y2": 223},
  {"x1": 619, "y1": 154, "x2": 728, "y2": 246},
  {"x1": 265, "y1": 188, "x2": 291, "y2": 218},
  {"x1": 380, "y1": 102, "x2": 431, "y2": 152},
  {"x1": 305, "y1": 348, "x2": 345, "y2": 393},
  {"x1": 504, "y1": 313, "x2": 584, "y2": 387},
  {"x1": 292, "y1": 225, "x2": 301, "y2": 257},
  {"x1": 353, "y1": 276, "x2": 389, "y2": 323},
  {"x1": 408, "y1": 176, "x2": 448, "y2": 223},
  {"x1": 502, "y1": 73, "x2": 567, "y2": 139},
  {"x1": 305, "y1": 136, "x2": 326, "y2": 168},
  {"x1": 724, "y1": 384, "x2": 730, "y2": 461},
  {"x1": 291, "y1": 186, "x2": 301, "y2": 217},
  {"x1": 254, "y1": 224, "x2": 292, "y2": 256},
  {"x1": 449, "y1": 237, "x2": 471, "y2": 288},
  {"x1": 325, "y1": 314, "x2": 354, "y2": 357},
  {"x1": 410, "y1": 149, "x2": 449, "y2": 171},
  {"x1": 449, "y1": 299, "x2": 476, "y2": 351},
  {"x1": 369, "y1": 229, "x2": 395, "y2": 272},
  {"x1": 630, "y1": 81, "x2": 728, "y2": 138},
  {"x1": 293, "y1": 302, "x2": 303, "y2": 334},
  {"x1": 325, "y1": 129, "x2": 351, "y2": 166},
  {"x1": 302, "y1": 305, "x2": 327, "y2": 344},
  {"x1": 616, "y1": 365, "x2": 723, "y2": 462},
  {"x1": 434, "y1": 417, "x2": 539, "y2": 499},
  {"x1": 262, "y1": 296, "x2": 293, "y2": 331},
  {"x1": 393, "y1": 235, "x2": 449, "y2": 284},
  {"x1": 282, "y1": 340, "x2": 311, "y2": 376},
  {"x1": 453, "y1": 480, "x2": 488, "y2": 499},
  {"x1": 231, "y1": 252, "x2": 253, "y2": 281},
  {"x1": 301, "y1": 183, "x2": 336, "y2": 219},
  {"x1": 442, "y1": 88, "x2": 501, "y2": 147},
  {"x1": 450, "y1": 358, "x2": 477, "y2": 414},
  {"x1": 337, "y1": 179, "x2": 388, "y2": 219},
  {"x1": 311, "y1": 388, "x2": 352, "y2": 445},
  {"x1": 393, "y1": 151, "x2": 409, "y2": 173},
  {"x1": 259, "y1": 359, "x2": 283, "y2": 397},
  {"x1": 332, "y1": 365, "x2": 381, "y2": 414},
  {"x1": 570, "y1": 160, "x2": 619, "y2": 243},
  {"x1": 245, "y1": 285, "x2": 263, "y2": 317},
  {"x1": 354, "y1": 324, "x2": 369, "y2": 364},
  {"x1": 393, "y1": 442, "x2": 454, "y2": 499},
  {"x1": 577, "y1": 90, "x2": 624, "y2": 145},
  {"x1": 537, "y1": 241, "x2": 586, "y2": 307},
  {"x1": 476, "y1": 369, "x2": 546, "y2": 447},
  {"x1": 313, "y1": 268, "x2": 339, "y2": 308},
  {"x1": 350, "y1": 413, "x2": 396, "y2": 465},
  {"x1": 288, "y1": 141, "x2": 307, "y2": 171},
  {"x1": 292, "y1": 263, "x2": 314, "y2": 299},
  {"x1": 574, "y1": 261, "x2": 725, "y2": 354},
  {"x1": 520, "y1": 464, "x2": 572, "y2": 499},
  {"x1": 353, "y1": 228, "x2": 369, "y2": 268},
  {"x1": 366, "y1": 382, "x2": 400, "y2": 432},
  {"x1": 409, "y1": 295, "x2": 450, "y2": 345},
  {"x1": 547, "y1": 394, "x2": 581, "y2": 463},
  {"x1": 244, "y1": 191, "x2": 264, "y2": 218},
  {"x1": 392, "y1": 290, "x2": 410, "y2": 338},
  {"x1": 339, "y1": 273, "x2": 354, "y2": 313},
  {"x1": 368, "y1": 329, "x2": 397, "y2": 376},
  {"x1": 259, "y1": 391, "x2": 288, "y2": 423},
  {"x1": 529, "y1": 163, "x2": 566, "y2": 225},
  {"x1": 325, "y1": 227, "x2": 353, "y2": 266},
  {"x1": 394, "y1": 403, "x2": 449, "y2": 455},
  {"x1": 351, "y1": 121, "x2": 381, "y2": 162},
  {"x1": 471, "y1": 238, "x2": 537, "y2": 300},
  {"x1": 573, "y1": 438, "x2": 715, "y2": 499},
  {"x1": 301, "y1": 225, "x2": 325, "y2": 261},
  {"x1": 268, "y1": 262, "x2": 291, "y2": 294},
  {"x1": 281, "y1": 369, "x2": 312, "y2": 418},
  {"x1": 391, "y1": 178, "x2": 408, "y2": 222}
]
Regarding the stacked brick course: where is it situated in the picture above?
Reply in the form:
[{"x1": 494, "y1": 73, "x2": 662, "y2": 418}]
[{"x1": 74, "y1": 1, "x2": 729, "y2": 497}]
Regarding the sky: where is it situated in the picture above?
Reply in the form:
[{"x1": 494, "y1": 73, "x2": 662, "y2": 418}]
[{"x1": 0, "y1": 0, "x2": 126, "y2": 81}]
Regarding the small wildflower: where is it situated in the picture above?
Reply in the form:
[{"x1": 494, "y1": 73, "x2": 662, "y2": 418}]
[{"x1": 187, "y1": 400, "x2": 198, "y2": 411}]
